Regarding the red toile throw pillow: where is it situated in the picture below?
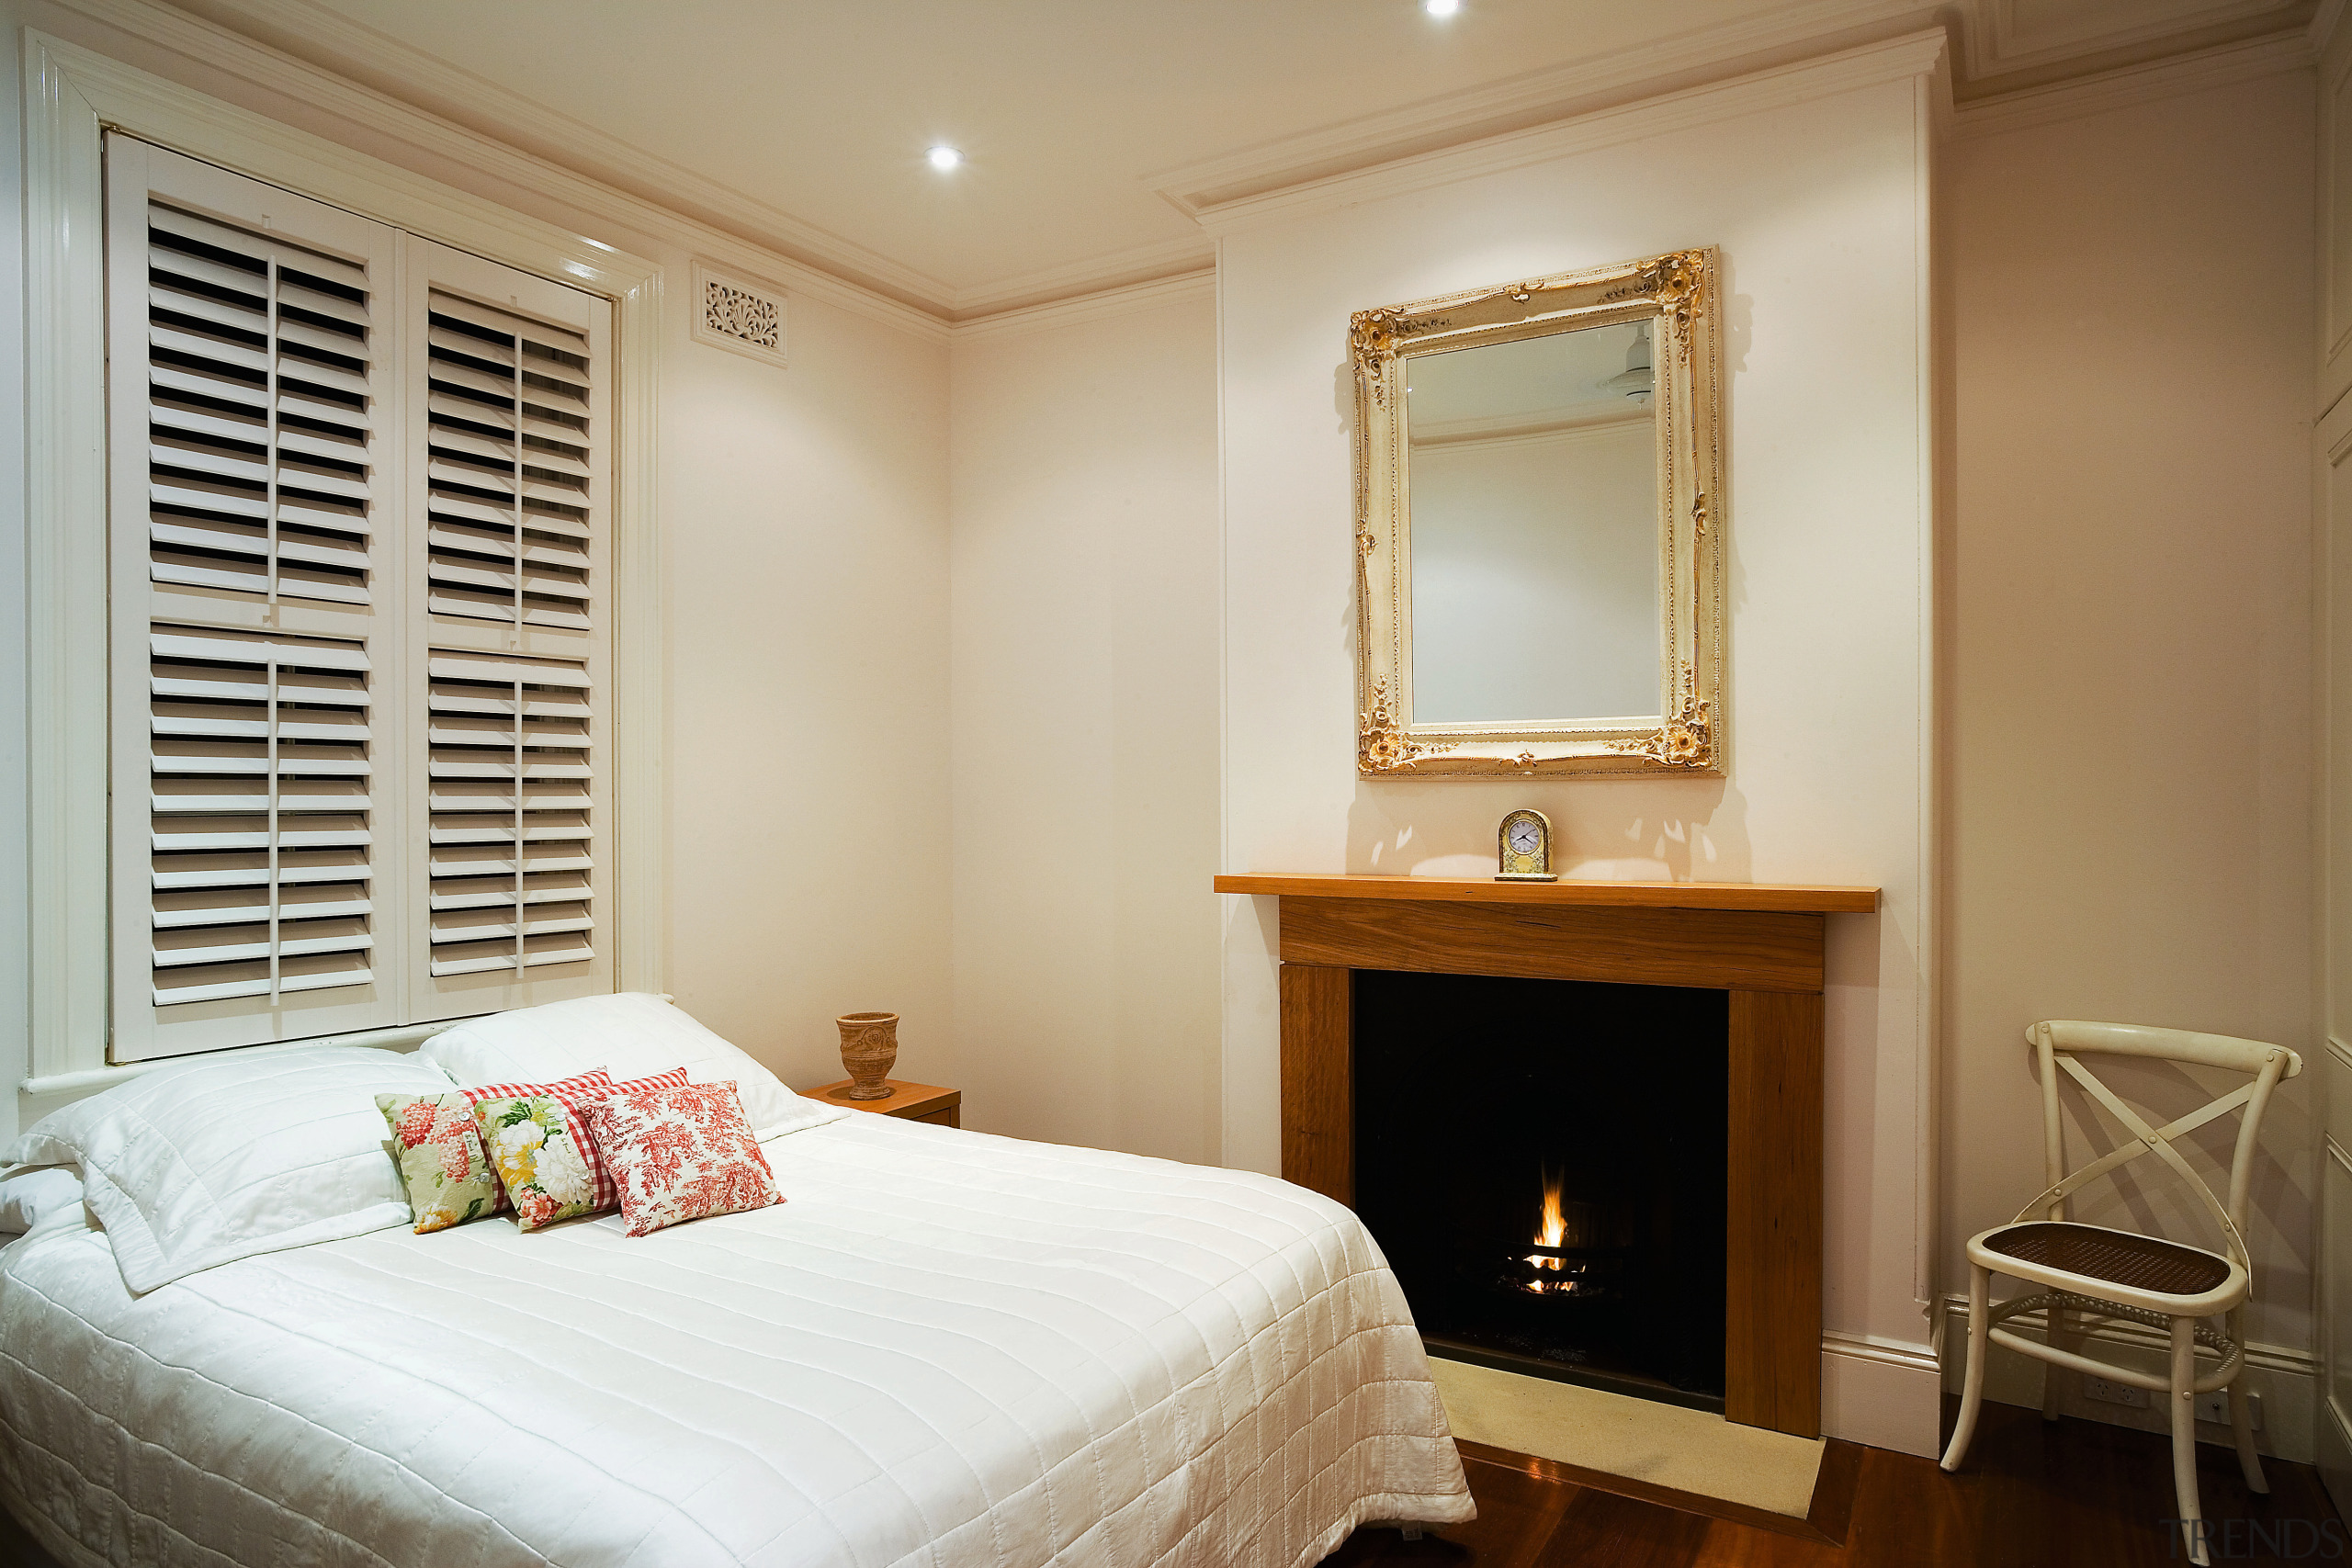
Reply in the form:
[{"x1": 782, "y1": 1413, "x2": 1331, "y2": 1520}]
[{"x1": 581, "y1": 1079, "x2": 781, "y2": 1236}]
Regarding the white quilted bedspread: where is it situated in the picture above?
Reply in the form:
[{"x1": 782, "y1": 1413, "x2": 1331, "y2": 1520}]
[{"x1": 0, "y1": 1115, "x2": 1472, "y2": 1567}]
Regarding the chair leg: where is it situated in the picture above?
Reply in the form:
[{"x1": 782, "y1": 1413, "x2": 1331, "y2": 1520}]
[
  {"x1": 2228, "y1": 1307, "x2": 2267, "y2": 1495},
  {"x1": 1940, "y1": 1262, "x2": 1991, "y2": 1473},
  {"x1": 2042, "y1": 1300, "x2": 2065, "y2": 1421},
  {"x1": 2170, "y1": 1315, "x2": 2207, "y2": 1567},
  {"x1": 2227, "y1": 1382, "x2": 2267, "y2": 1495}
]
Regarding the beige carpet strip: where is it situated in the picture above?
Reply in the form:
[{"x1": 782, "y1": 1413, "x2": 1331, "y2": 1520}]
[{"x1": 1429, "y1": 1357, "x2": 1827, "y2": 1518}]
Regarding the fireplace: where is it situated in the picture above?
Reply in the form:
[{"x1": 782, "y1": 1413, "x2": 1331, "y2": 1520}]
[
  {"x1": 1213, "y1": 870, "x2": 1879, "y2": 1438},
  {"x1": 1352, "y1": 970, "x2": 1729, "y2": 1409}
]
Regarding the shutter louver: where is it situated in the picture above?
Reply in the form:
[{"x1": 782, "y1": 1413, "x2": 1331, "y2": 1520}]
[
  {"x1": 144, "y1": 201, "x2": 379, "y2": 607},
  {"x1": 424, "y1": 649, "x2": 596, "y2": 976},
  {"x1": 424, "y1": 292, "x2": 594, "y2": 630},
  {"x1": 146, "y1": 625, "x2": 376, "y2": 1007}
]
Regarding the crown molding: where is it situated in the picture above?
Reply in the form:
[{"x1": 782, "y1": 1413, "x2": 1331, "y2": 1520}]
[
  {"x1": 39, "y1": 0, "x2": 954, "y2": 341},
  {"x1": 2315, "y1": 0, "x2": 2351, "y2": 76},
  {"x1": 151, "y1": 0, "x2": 960, "y2": 313},
  {"x1": 167, "y1": 0, "x2": 1224, "y2": 323},
  {"x1": 1144, "y1": 0, "x2": 1936, "y2": 220},
  {"x1": 1186, "y1": 29, "x2": 1952, "y2": 238},
  {"x1": 949, "y1": 268, "x2": 1215, "y2": 344},
  {"x1": 2315, "y1": 0, "x2": 2346, "y2": 50},
  {"x1": 58, "y1": 0, "x2": 2321, "y2": 331},
  {"x1": 27, "y1": 27, "x2": 665, "y2": 290},
  {"x1": 951, "y1": 233, "x2": 1218, "y2": 321},
  {"x1": 1951, "y1": 27, "x2": 2313, "y2": 139},
  {"x1": 66, "y1": 0, "x2": 1204, "y2": 326},
  {"x1": 1962, "y1": 0, "x2": 2304, "y2": 84}
]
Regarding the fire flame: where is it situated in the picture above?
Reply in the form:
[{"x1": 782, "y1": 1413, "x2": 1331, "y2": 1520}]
[
  {"x1": 1522, "y1": 1167, "x2": 1575, "y2": 1292},
  {"x1": 1533, "y1": 1168, "x2": 1566, "y2": 1262}
]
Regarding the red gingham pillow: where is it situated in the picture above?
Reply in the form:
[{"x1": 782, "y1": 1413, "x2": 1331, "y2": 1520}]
[
  {"x1": 582, "y1": 1080, "x2": 781, "y2": 1236},
  {"x1": 460, "y1": 1071, "x2": 612, "y2": 1214}
]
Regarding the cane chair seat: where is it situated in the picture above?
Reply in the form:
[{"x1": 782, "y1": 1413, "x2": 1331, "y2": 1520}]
[{"x1": 1977, "y1": 1220, "x2": 2235, "y2": 1301}]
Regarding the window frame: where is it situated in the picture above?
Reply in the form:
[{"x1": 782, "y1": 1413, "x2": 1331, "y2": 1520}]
[{"x1": 25, "y1": 31, "x2": 667, "y2": 1094}]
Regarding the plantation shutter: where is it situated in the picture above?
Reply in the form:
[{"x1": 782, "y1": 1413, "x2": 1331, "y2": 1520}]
[
  {"x1": 405, "y1": 239, "x2": 614, "y2": 1019},
  {"x1": 104, "y1": 142, "x2": 619, "y2": 1061},
  {"x1": 106, "y1": 138, "x2": 402, "y2": 1060}
]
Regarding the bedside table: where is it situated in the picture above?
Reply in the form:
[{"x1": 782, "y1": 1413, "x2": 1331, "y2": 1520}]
[{"x1": 808, "y1": 1079, "x2": 960, "y2": 1129}]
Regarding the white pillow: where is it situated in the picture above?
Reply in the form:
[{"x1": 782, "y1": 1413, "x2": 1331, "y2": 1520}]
[
  {"x1": 421, "y1": 993, "x2": 846, "y2": 1139},
  {"x1": 0, "y1": 1167, "x2": 85, "y2": 1235},
  {"x1": 4, "y1": 1045, "x2": 455, "y2": 1292}
]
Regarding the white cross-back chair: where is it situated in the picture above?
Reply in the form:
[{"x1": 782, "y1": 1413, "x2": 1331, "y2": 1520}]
[{"x1": 1939, "y1": 1021, "x2": 2299, "y2": 1567}]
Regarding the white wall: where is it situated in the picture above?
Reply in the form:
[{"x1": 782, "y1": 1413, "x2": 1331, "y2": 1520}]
[
  {"x1": 945, "y1": 285, "x2": 1223, "y2": 1157},
  {"x1": 1945, "y1": 64, "x2": 2318, "y2": 1415},
  {"x1": 0, "y1": 0, "x2": 956, "y2": 1111},
  {"x1": 662, "y1": 277, "x2": 954, "y2": 1092},
  {"x1": 1215, "y1": 38, "x2": 1946, "y2": 1454}
]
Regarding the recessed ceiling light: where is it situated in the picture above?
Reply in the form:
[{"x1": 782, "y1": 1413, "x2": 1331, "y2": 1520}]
[
  {"x1": 927, "y1": 145, "x2": 963, "y2": 171},
  {"x1": 1424, "y1": 0, "x2": 1461, "y2": 15}
]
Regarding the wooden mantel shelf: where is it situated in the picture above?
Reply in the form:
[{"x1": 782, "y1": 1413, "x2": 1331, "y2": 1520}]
[{"x1": 1213, "y1": 873, "x2": 1878, "y2": 915}]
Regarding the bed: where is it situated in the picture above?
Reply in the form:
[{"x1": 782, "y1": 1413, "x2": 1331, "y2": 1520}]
[{"x1": 0, "y1": 1035, "x2": 1473, "y2": 1568}]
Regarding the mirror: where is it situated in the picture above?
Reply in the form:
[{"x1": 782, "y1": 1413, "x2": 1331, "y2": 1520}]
[
  {"x1": 1405, "y1": 322, "x2": 1660, "y2": 725},
  {"x1": 1351, "y1": 249, "x2": 1724, "y2": 776}
]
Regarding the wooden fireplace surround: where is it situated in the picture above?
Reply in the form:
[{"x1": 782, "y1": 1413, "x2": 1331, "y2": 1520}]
[{"x1": 1214, "y1": 873, "x2": 1880, "y2": 1439}]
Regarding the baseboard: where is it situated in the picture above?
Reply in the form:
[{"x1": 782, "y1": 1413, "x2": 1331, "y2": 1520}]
[
  {"x1": 1822, "y1": 1330, "x2": 1944, "y2": 1458},
  {"x1": 2317, "y1": 1390, "x2": 2352, "y2": 1517},
  {"x1": 1936, "y1": 1294, "x2": 2319, "y2": 1464}
]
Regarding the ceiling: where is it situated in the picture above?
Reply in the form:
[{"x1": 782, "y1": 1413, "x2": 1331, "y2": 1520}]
[{"x1": 164, "y1": 0, "x2": 2315, "y2": 321}]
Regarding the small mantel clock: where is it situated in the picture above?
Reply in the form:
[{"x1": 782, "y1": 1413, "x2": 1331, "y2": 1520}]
[{"x1": 1497, "y1": 809, "x2": 1557, "y2": 882}]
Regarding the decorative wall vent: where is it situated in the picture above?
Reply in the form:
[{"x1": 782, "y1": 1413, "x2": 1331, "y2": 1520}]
[
  {"x1": 690, "y1": 260, "x2": 787, "y2": 367},
  {"x1": 706, "y1": 279, "x2": 778, "y2": 348}
]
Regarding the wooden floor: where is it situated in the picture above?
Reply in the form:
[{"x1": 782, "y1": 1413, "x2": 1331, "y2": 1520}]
[
  {"x1": 1329, "y1": 1401, "x2": 2346, "y2": 1567},
  {"x1": 4, "y1": 1401, "x2": 2341, "y2": 1566}
]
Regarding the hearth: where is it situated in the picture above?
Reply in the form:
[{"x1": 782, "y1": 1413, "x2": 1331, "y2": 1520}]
[
  {"x1": 1219, "y1": 871, "x2": 1880, "y2": 1437},
  {"x1": 1353, "y1": 970, "x2": 1728, "y2": 1409}
]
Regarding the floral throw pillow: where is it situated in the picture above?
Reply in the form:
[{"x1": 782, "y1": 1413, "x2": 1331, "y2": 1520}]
[
  {"x1": 469, "y1": 1092, "x2": 604, "y2": 1231},
  {"x1": 376, "y1": 1092, "x2": 502, "y2": 1234},
  {"x1": 458, "y1": 1071, "x2": 615, "y2": 1214},
  {"x1": 582, "y1": 1080, "x2": 781, "y2": 1237}
]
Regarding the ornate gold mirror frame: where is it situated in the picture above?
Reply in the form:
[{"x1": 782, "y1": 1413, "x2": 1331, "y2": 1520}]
[{"x1": 1352, "y1": 247, "x2": 1724, "y2": 777}]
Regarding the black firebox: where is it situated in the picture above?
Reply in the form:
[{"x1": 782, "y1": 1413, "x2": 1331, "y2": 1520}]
[{"x1": 1351, "y1": 969, "x2": 1730, "y2": 1410}]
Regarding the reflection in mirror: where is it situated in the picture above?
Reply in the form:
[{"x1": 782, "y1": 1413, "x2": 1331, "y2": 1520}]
[{"x1": 1405, "y1": 319, "x2": 1661, "y2": 725}]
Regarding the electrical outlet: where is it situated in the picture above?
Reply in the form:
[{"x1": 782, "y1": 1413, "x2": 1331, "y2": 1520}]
[
  {"x1": 2083, "y1": 1376, "x2": 2148, "y2": 1408},
  {"x1": 2194, "y1": 1391, "x2": 2263, "y2": 1431}
]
